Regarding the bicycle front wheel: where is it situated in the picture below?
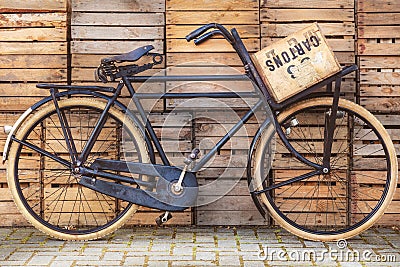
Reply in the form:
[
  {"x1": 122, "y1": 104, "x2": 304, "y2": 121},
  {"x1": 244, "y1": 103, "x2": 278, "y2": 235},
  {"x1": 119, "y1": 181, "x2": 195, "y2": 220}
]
[
  {"x1": 252, "y1": 97, "x2": 398, "y2": 241},
  {"x1": 7, "y1": 98, "x2": 150, "y2": 240}
]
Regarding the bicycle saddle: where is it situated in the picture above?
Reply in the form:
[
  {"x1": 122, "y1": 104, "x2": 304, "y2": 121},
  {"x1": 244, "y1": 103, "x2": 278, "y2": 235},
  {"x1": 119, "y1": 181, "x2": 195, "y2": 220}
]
[{"x1": 104, "y1": 45, "x2": 154, "y2": 63}]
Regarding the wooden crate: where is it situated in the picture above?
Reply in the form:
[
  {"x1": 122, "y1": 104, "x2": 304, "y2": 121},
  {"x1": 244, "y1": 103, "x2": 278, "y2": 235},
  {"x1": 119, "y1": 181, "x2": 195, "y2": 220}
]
[
  {"x1": 0, "y1": 0, "x2": 68, "y2": 226},
  {"x1": 253, "y1": 23, "x2": 341, "y2": 103},
  {"x1": 357, "y1": 0, "x2": 400, "y2": 225}
]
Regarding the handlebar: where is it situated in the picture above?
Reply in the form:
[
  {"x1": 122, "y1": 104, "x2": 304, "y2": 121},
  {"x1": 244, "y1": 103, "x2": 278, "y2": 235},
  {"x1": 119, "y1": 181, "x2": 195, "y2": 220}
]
[
  {"x1": 185, "y1": 23, "x2": 234, "y2": 45},
  {"x1": 193, "y1": 30, "x2": 221, "y2": 45},
  {"x1": 185, "y1": 23, "x2": 216, "y2": 42}
]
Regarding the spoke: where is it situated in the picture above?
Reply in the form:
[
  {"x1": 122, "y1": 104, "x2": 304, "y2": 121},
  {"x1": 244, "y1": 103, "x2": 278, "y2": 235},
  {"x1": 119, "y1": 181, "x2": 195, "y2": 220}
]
[
  {"x1": 78, "y1": 184, "x2": 99, "y2": 226},
  {"x1": 47, "y1": 116, "x2": 70, "y2": 152}
]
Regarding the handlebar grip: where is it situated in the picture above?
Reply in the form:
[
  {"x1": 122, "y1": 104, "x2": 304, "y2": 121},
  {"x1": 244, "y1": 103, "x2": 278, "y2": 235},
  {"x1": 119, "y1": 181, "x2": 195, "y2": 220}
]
[{"x1": 185, "y1": 23, "x2": 215, "y2": 42}]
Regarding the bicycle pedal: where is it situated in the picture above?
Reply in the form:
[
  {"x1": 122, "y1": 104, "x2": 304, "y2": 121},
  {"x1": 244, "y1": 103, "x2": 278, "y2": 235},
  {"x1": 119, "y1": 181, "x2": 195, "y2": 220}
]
[{"x1": 155, "y1": 211, "x2": 172, "y2": 226}]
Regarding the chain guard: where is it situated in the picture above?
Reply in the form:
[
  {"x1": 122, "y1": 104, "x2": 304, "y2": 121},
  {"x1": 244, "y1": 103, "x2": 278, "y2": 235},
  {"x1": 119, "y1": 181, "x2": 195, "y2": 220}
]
[{"x1": 78, "y1": 160, "x2": 198, "y2": 211}]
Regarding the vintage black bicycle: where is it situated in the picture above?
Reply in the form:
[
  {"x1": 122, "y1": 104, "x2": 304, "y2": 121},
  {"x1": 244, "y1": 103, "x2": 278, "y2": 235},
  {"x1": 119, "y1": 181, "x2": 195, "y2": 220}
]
[{"x1": 4, "y1": 23, "x2": 397, "y2": 241}]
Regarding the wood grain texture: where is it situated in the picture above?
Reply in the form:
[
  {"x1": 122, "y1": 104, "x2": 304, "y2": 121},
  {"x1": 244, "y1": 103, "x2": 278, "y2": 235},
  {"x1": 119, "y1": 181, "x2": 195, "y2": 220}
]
[
  {"x1": 261, "y1": 0, "x2": 354, "y2": 9},
  {"x1": 72, "y1": 12, "x2": 164, "y2": 26},
  {"x1": 72, "y1": 0, "x2": 165, "y2": 12},
  {"x1": 0, "y1": 0, "x2": 67, "y2": 12},
  {"x1": 167, "y1": 0, "x2": 258, "y2": 11}
]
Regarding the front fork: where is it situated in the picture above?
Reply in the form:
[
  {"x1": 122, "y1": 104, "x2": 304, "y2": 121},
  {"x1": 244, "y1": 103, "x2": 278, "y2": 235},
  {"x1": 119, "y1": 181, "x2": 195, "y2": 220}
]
[
  {"x1": 251, "y1": 77, "x2": 342, "y2": 196},
  {"x1": 322, "y1": 77, "x2": 342, "y2": 170}
]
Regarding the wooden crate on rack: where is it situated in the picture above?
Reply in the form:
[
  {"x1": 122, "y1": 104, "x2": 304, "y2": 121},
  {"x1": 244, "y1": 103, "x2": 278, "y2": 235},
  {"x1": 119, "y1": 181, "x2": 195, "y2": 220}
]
[{"x1": 253, "y1": 23, "x2": 341, "y2": 103}]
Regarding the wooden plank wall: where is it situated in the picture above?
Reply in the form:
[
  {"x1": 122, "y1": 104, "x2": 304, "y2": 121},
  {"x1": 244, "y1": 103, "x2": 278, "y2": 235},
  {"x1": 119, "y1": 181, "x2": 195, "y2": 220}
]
[
  {"x1": 357, "y1": 0, "x2": 400, "y2": 224},
  {"x1": 1, "y1": 0, "x2": 400, "y2": 227},
  {"x1": 166, "y1": 0, "x2": 266, "y2": 225},
  {"x1": 0, "y1": 0, "x2": 68, "y2": 225}
]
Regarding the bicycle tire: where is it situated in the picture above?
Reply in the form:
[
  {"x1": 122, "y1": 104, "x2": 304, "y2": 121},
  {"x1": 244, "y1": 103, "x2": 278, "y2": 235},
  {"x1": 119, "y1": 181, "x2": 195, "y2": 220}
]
[
  {"x1": 251, "y1": 97, "x2": 398, "y2": 241},
  {"x1": 7, "y1": 98, "x2": 150, "y2": 241}
]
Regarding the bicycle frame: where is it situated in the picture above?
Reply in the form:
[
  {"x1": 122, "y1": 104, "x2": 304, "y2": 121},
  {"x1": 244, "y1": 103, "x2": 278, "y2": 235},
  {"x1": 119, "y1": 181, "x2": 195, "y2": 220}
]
[{"x1": 7, "y1": 23, "x2": 358, "y2": 196}]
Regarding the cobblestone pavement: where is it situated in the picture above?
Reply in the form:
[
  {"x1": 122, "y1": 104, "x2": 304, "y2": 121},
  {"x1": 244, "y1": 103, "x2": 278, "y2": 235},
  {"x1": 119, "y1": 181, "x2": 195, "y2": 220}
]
[{"x1": 0, "y1": 226, "x2": 399, "y2": 266}]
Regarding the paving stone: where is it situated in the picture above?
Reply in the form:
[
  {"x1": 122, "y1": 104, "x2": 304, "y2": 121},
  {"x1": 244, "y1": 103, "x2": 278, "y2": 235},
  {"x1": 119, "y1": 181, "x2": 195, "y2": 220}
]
[
  {"x1": 239, "y1": 243, "x2": 261, "y2": 251},
  {"x1": 0, "y1": 248, "x2": 16, "y2": 260},
  {"x1": 124, "y1": 256, "x2": 145, "y2": 265},
  {"x1": 50, "y1": 261, "x2": 74, "y2": 267},
  {"x1": 102, "y1": 251, "x2": 125, "y2": 261},
  {"x1": 0, "y1": 261, "x2": 29, "y2": 266},
  {"x1": 196, "y1": 251, "x2": 216, "y2": 261},
  {"x1": 219, "y1": 255, "x2": 241, "y2": 266},
  {"x1": 7, "y1": 251, "x2": 33, "y2": 261},
  {"x1": 28, "y1": 255, "x2": 55, "y2": 265},
  {"x1": 172, "y1": 260, "x2": 217, "y2": 266},
  {"x1": 217, "y1": 240, "x2": 238, "y2": 247},
  {"x1": 148, "y1": 260, "x2": 169, "y2": 267},
  {"x1": 243, "y1": 260, "x2": 265, "y2": 267},
  {"x1": 150, "y1": 243, "x2": 172, "y2": 251}
]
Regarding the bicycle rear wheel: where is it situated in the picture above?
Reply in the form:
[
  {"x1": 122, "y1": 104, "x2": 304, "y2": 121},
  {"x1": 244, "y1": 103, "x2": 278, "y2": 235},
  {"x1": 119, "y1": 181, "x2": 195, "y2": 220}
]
[
  {"x1": 251, "y1": 97, "x2": 397, "y2": 241},
  {"x1": 7, "y1": 98, "x2": 150, "y2": 240}
]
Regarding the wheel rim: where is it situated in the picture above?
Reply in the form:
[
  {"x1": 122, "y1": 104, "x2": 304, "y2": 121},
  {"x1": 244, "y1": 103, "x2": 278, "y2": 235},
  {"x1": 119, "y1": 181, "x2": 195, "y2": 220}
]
[
  {"x1": 12, "y1": 104, "x2": 143, "y2": 235},
  {"x1": 255, "y1": 101, "x2": 393, "y2": 236}
]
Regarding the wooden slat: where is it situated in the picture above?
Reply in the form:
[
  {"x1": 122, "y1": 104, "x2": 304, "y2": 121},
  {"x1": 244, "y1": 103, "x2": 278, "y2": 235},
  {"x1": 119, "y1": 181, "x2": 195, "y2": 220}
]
[
  {"x1": 0, "y1": 55, "x2": 67, "y2": 69},
  {"x1": 0, "y1": 69, "x2": 67, "y2": 82},
  {"x1": 166, "y1": 11, "x2": 259, "y2": 25},
  {"x1": 197, "y1": 195, "x2": 258, "y2": 211},
  {"x1": 197, "y1": 179, "x2": 250, "y2": 196},
  {"x1": 0, "y1": 28, "x2": 67, "y2": 41},
  {"x1": 360, "y1": 72, "x2": 400, "y2": 86},
  {"x1": 0, "y1": 0, "x2": 67, "y2": 12},
  {"x1": 0, "y1": 42, "x2": 67, "y2": 55},
  {"x1": 360, "y1": 98, "x2": 400, "y2": 113},
  {"x1": 197, "y1": 210, "x2": 266, "y2": 225},
  {"x1": 358, "y1": 0, "x2": 400, "y2": 12},
  {"x1": 0, "y1": 97, "x2": 45, "y2": 111},
  {"x1": 71, "y1": 26, "x2": 164, "y2": 40},
  {"x1": 261, "y1": 0, "x2": 354, "y2": 9},
  {"x1": 72, "y1": 12, "x2": 164, "y2": 26},
  {"x1": 358, "y1": 41, "x2": 400, "y2": 56},
  {"x1": 0, "y1": 83, "x2": 50, "y2": 97},
  {"x1": 261, "y1": 9, "x2": 354, "y2": 22},
  {"x1": 359, "y1": 56, "x2": 400, "y2": 69},
  {"x1": 360, "y1": 86, "x2": 400, "y2": 97},
  {"x1": 358, "y1": 13, "x2": 400, "y2": 26},
  {"x1": 72, "y1": 0, "x2": 165, "y2": 12},
  {"x1": 167, "y1": 0, "x2": 258, "y2": 11},
  {"x1": 358, "y1": 26, "x2": 400, "y2": 39},
  {"x1": 0, "y1": 13, "x2": 67, "y2": 27}
]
